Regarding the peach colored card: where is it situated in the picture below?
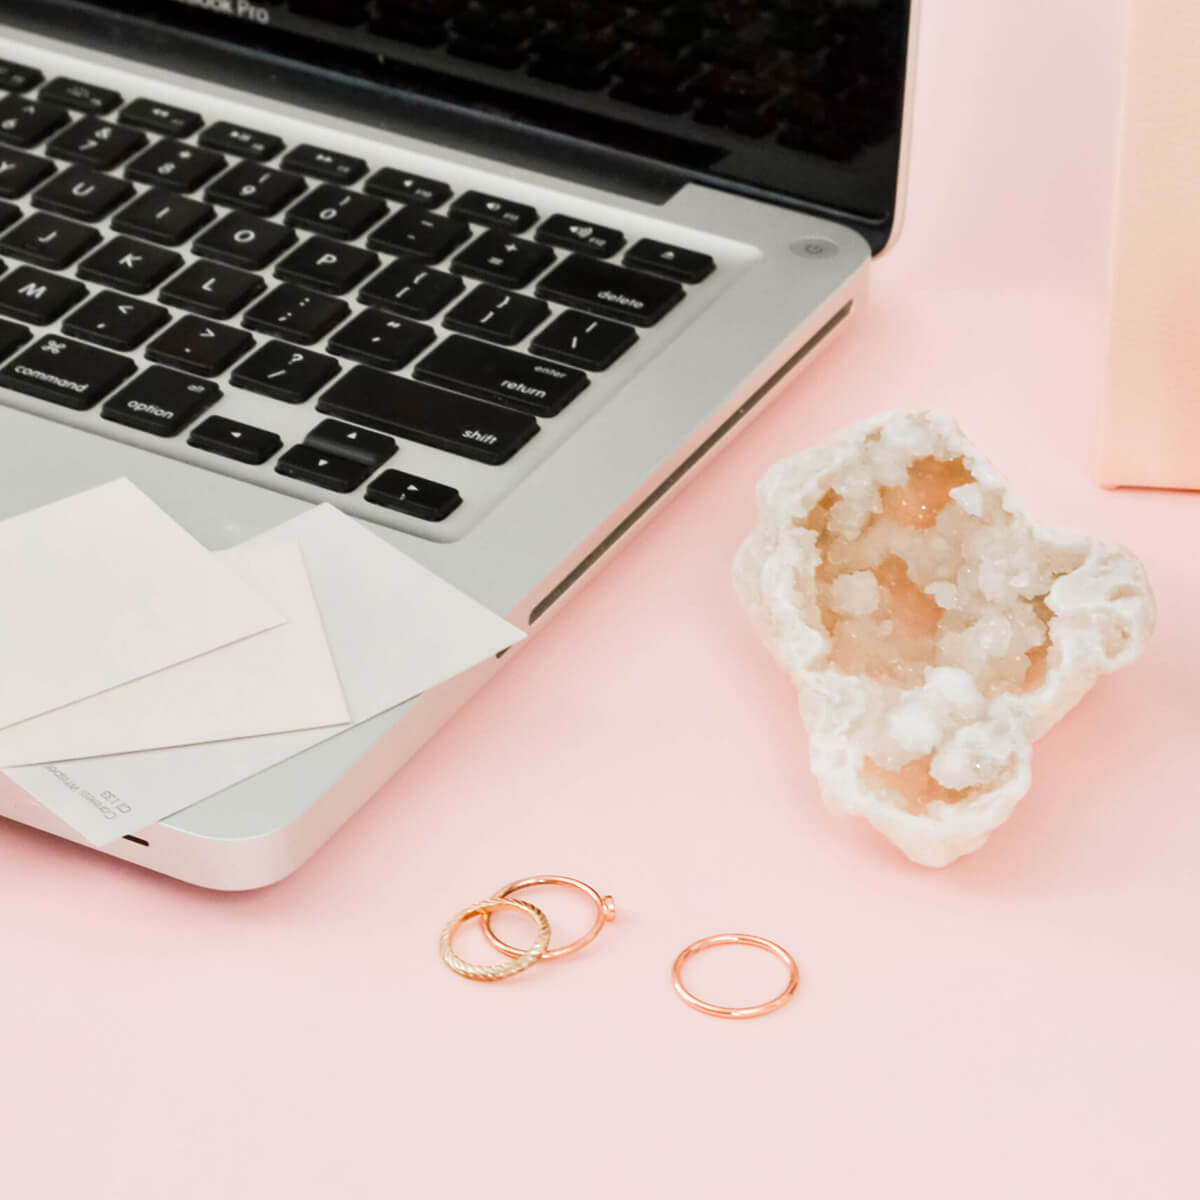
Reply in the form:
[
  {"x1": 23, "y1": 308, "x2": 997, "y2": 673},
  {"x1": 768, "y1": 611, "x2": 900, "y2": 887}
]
[{"x1": 1100, "y1": 0, "x2": 1200, "y2": 488}]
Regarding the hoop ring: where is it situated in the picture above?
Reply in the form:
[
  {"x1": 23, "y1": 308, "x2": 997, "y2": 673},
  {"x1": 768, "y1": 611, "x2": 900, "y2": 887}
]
[
  {"x1": 481, "y1": 875, "x2": 616, "y2": 962},
  {"x1": 671, "y1": 933, "x2": 799, "y2": 1019},
  {"x1": 439, "y1": 898, "x2": 551, "y2": 982}
]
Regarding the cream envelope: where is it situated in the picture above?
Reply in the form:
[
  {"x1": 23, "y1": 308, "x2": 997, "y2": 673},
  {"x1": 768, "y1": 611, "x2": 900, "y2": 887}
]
[
  {"x1": 0, "y1": 540, "x2": 350, "y2": 766},
  {"x1": 0, "y1": 478, "x2": 282, "y2": 731},
  {"x1": 8, "y1": 504, "x2": 525, "y2": 845}
]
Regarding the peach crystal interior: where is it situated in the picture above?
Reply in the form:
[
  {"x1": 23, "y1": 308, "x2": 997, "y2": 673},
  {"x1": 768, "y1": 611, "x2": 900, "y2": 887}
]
[{"x1": 798, "y1": 452, "x2": 1088, "y2": 813}]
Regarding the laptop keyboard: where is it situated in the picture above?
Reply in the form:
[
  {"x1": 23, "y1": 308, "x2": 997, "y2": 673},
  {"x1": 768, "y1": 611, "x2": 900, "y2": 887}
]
[{"x1": 0, "y1": 55, "x2": 721, "y2": 537}]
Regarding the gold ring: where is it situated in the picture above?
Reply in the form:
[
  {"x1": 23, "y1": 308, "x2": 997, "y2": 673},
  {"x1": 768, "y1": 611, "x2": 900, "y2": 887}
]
[
  {"x1": 481, "y1": 875, "x2": 615, "y2": 962},
  {"x1": 672, "y1": 933, "x2": 800, "y2": 1019},
  {"x1": 439, "y1": 897, "x2": 551, "y2": 982}
]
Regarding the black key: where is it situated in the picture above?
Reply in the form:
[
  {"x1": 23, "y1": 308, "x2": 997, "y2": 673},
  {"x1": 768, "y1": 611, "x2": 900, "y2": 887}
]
[
  {"x1": 0, "y1": 61, "x2": 44, "y2": 94},
  {"x1": 206, "y1": 162, "x2": 306, "y2": 217},
  {"x1": 242, "y1": 283, "x2": 348, "y2": 346},
  {"x1": 147, "y1": 315, "x2": 254, "y2": 377},
  {"x1": 276, "y1": 236, "x2": 379, "y2": 294},
  {"x1": 358, "y1": 259, "x2": 463, "y2": 319},
  {"x1": 368, "y1": 207, "x2": 469, "y2": 262},
  {"x1": 537, "y1": 214, "x2": 625, "y2": 258},
  {"x1": 0, "y1": 200, "x2": 17, "y2": 230},
  {"x1": 161, "y1": 259, "x2": 265, "y2": 319},
  {"x1": 0, "y1": 316, "x2": 32, "y2": 360},
  {"x1": 275, "y1": 444, "x2": 371, "y2": 493},
  {"x1": 444, "y1": 285, "x2": 549, "y2": 346},
  {"x1": 318, "y1": 365, "x2": 539, "y2": 464},
  {"x1": 112, "y1": 188, "x2": 214, "y2": 245},
  {"x1": 200, "y1": 121, "x2": 284, "y2": 162},
  {"x1": 450, "y1": 190, "x2": 537, "y2": 233},
  {"x1": 529, "y1": 309, "x2": 637, "y2": 370},
  {"x1": 0, "y1": 212, "x2": 100, "y2": 268},
  {"x1": 32, "y1": 166, "x2": 132, "y2": 220},
  {"x1": 282, "y1": 144, "x2": 367, "y2": 184},
  {"x1": 0, "y1": 333, "x2": 134, "y2": 410},
  {"x1": 415, "y1": 335, "x2": 586, "y2": 417},
  {"x1": 452, "y1": 230, "x2": 553, "y2": 289},
  {"x1": 0, "y1": 95, "x2": 70, "y2": 149},
  {"x1": 126, "y1": 140, "x2": 226, "y2": 193},
  {"x1": 625, "y1": 238, "x2": 715, "y2": 284},
  {"x1": 102, "y1": 366, "x2": 220, "y2": 436},
  {"x1": 287, "y1": 184, "x2": 385, "y2": 240},
  {"x1": 193, "y1": 211, "x2": 296, "y2": 270},
  {"x1": 78, "y1": 236, "x2": 183, "y2": 294},
  {"x1": 45, "y1": 116, "x2": 146, "y2": 169},
  {"x1": 364, "y1": 167, "x2": 451, "y2": 209},
  {"x1": 231, "y1": 340, "x2": 340, "y2": 403},
  {"x1": 119, "y1": 98, "x2": 203, "y2": 139},
  {"x1": 0, "y1": 149, "x2": 54, "y2": 198},
  {"x1": 63, "y1": 291, "x2": 169, "y2": 350},
  {"x1": 536, "y1": 255, "x2": 683, "y2": 326},
  {"x1": 188, "y1": 415, "x2": 283, "y2": 464},
  {"x1": 365, "y1": 469, "x2": 461, "y2": 521},
  {"x1": 0, "y1": 266, "x2": 87, "y2": 324},
  {"x1": 41, "y1": 78, "x2": 122, "y2": 115},
  {"x1": 327, "y1": 308, "x2": 434, "y2": 370},
  {"x1": 304, "y1": 418, "x2": 396, "y2": 468}
]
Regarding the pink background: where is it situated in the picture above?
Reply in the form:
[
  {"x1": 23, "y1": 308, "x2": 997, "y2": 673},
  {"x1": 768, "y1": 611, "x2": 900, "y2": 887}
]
[{"x1": 3, "y1": 2, "x2": 1198, "y2": 1196}]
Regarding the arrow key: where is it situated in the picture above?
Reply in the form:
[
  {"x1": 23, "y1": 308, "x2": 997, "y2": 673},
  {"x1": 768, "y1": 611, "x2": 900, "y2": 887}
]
[
  {"x1": 275, "y1": 443, "x2": 371, "y2": 494},
  {"x1": 365, "y1": 469, "x2": 462, "y2": 522},
  {"x1": 304, "y1": 417, "x2": 396, "y2": 468},
  {"x1": 188, "y1": 415, "x2": 283, "y2": 464},
  {"x1": 102, "y1": 366, "x2": 221, "y2": 436},
  {"x1": 63, "y1": 290, "x2": 169, "y2": 350}
]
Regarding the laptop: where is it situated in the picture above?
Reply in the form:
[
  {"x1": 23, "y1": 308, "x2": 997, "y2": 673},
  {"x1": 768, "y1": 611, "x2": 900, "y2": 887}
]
[{"x1": 0, "y1": 0, "x2": 916, "y2": 888}]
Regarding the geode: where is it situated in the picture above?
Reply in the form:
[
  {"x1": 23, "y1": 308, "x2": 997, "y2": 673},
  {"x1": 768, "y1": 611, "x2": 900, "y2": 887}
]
[{"x1": 734, "y1": 411, "x2": 1155, "y2": 866}]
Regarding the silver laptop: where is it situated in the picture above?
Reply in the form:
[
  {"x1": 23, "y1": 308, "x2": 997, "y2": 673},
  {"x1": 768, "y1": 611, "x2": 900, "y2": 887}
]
[{"x1": 0, "y1": 0, "x2": 916, "y2": 887}]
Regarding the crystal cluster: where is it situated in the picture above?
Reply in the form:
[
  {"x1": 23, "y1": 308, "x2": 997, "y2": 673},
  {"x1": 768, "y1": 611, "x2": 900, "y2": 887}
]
[{"x1": 734, "y1": 412, "x2": 1155, "y2": 866}]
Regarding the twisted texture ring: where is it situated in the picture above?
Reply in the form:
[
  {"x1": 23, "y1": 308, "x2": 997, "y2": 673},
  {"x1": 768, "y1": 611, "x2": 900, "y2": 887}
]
[{"x1": 439, "y1": 897, "x2": 551, "y2": 982}]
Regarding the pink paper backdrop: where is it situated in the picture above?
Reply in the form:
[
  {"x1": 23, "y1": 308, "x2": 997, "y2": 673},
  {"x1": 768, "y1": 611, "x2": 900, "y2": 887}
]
[{"x1": 4, "y1": 3, "x2": 1198, "y2": 1197}]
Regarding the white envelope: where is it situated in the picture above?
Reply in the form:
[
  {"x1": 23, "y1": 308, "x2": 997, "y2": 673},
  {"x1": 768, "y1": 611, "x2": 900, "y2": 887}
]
[
  {"x1": 8, "y1": 504, "x2": 524, "y2": 844},
  {"x1": 0, "y1": 478, "x2": 281, "y2": 731},
  {"x1": 0, "y1": 540, "x2": 350, "y2": 766}
]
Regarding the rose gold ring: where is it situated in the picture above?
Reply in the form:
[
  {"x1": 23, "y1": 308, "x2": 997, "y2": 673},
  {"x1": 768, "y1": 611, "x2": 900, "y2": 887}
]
[
  {"x1": 481, "y1": 875, "x2": 616, "y2": 963},
  {"x1": 439, "y1": 897, "x2": 551, "y2": 982},
  {"x1": 671, "y1": 933, "x2": 800, "y2": 1020}
]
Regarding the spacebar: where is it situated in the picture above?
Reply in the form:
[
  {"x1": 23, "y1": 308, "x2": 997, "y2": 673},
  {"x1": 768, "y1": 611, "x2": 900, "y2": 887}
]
[{"x1": 316, "y1": 365, "x2": 539, "y2": 465}]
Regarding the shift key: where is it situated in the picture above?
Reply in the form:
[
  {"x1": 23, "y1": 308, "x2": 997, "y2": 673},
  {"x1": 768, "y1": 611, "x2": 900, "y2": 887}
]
[{"x1": 317, "y1": 365, "x2": 538, "y2": 464}]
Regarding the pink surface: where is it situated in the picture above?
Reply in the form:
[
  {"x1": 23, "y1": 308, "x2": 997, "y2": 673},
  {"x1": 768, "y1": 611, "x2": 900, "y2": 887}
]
[{"x1": 3, "y1": 4, "x2": 1198, "y2": 1197}]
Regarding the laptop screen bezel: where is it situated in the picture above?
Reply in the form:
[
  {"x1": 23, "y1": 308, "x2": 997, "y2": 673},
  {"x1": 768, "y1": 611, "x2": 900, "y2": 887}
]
[{"x1": 3, "y1": 0, "x2": 918, "y2": 253}]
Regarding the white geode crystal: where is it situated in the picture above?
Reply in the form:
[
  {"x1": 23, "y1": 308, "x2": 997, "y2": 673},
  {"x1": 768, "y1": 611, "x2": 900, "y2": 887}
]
[{"x1": 734, "y1": 411, "x2": 1155, "y2": 867}]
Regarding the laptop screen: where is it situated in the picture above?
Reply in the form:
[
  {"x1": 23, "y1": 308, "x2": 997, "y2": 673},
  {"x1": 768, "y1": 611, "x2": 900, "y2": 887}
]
[{"x1": 43, "y1": 1, "x2": 911, "y2": 236}]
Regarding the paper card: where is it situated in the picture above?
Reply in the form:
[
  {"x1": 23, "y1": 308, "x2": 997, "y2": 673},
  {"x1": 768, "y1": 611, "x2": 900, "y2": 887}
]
[
  {"x1": 7, "y1": 505, "x2": 524, "y2": 844},
  {"x1": 0, "y1": 541, "x2": 350, "y2": 767},
  {"x1": 0, "y1": 478, "x2": 281, "y2": 731}
]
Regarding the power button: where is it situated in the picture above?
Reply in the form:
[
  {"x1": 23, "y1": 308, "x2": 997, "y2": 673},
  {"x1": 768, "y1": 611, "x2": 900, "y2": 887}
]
[{"x1": 790, "y1": 238, "x2": 840, "y2": 258}]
